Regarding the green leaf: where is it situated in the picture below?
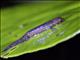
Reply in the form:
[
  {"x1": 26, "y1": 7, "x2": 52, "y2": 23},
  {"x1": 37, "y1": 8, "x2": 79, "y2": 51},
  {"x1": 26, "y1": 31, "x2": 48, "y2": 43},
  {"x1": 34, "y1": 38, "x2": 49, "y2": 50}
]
[{"x1": 1, "y1": 1, "x2": 80, "y2": 58}]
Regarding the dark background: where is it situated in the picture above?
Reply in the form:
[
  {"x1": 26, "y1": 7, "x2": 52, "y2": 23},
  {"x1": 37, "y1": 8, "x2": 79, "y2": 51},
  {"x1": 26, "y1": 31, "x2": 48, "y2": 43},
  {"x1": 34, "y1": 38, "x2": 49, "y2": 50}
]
[
  {"x1": 1, "y1": 1, "x2": 80, "y2": 60},
  {"x1": 1, "y1": 0, "x2": 80, "y2": 8}
]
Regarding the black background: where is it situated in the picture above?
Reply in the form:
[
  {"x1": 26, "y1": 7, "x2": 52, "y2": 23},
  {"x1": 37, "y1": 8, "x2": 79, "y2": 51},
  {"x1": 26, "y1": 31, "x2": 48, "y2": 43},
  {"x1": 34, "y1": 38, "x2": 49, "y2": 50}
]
[{"x1": 1, "y1": 1, "x2": 80, "y2": 60}]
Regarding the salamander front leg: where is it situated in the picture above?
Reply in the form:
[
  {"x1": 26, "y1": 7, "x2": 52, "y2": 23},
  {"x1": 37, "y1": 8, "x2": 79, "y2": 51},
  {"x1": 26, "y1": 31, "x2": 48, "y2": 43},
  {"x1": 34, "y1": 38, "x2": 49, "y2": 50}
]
[{"x1": 50, "y1": 26, "x2": 57, "y2": 32}]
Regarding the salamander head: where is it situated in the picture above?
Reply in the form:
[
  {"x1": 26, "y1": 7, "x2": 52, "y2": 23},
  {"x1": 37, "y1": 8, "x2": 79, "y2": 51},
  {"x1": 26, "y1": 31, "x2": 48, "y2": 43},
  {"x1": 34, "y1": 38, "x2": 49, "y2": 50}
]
[{"x1": 52, "y1": 17, "x2": 64, "y2": 24}]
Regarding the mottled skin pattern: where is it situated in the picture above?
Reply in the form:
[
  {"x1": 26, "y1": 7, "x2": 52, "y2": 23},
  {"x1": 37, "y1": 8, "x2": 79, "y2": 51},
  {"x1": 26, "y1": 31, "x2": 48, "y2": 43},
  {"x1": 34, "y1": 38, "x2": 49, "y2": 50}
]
[{"x1": 3, "y1": 17, "x2": 64, "y2": 52}]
